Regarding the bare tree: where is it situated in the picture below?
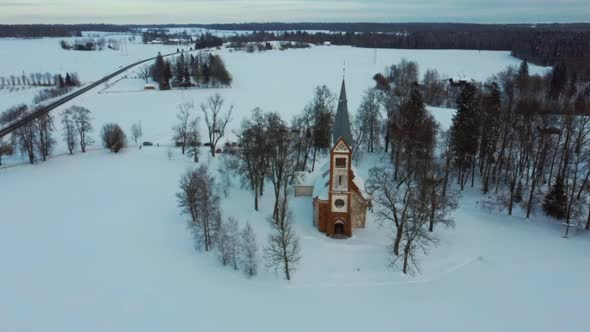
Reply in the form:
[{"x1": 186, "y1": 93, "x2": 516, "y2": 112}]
[
  {"x1": 422, "y1": 161, "x2": 459, "y2": 232},
  {"x1": 186, "y1": 117, "x2": 200, "y2": 163},
  {"x1": 34, "y1": 113, "x2": 55, "y2": 161},
  {"x1": 173, "y1": 102, "x2": 192, "y2": 155},
  {"x1": 422, "y1": 69, "x2": 446, "y2": 106},
  {"x1": 177, "y1": 165, "x2": 220, "y2": 252},
  {"x1": 216, "y1": 155, "x2": 231, "y2": 198},
  {"x1": 201, "y1": 93, "x2": 233, "y2": 157},
  {"x1": 61, "y1": 108, "x2": 76, "y2": 154},
  {"x1": 394, "y1": 190, "x2": 439, "y2": 275},
  {"x1": 366, "y1": 167, "x2": 413, "y2": 256},
  {"x1": 15, "y1": 121, "x2": 36, "y2": 164},
  {"x1": 233, "y1": 109, "x2": 268, "y2": 211},
  {"x1": 138, "y1": 65, "x2": 151, "y2": 84},
  {"x1": 240, "y1": 223, "x2": 258, "y2": 277},
  {"x1": 221, "y1": 217, "x2": 240, "y2": 270},
  {"x1": 0, "y1": 137, "x2": 14, "y2": 166},
  {"x1": 291, "y1": 106, "x2": 314, "y2": 171},
  {"x1": 266, "y1": 111, "x2": 297, "y2": 221},
  {"x1": 309, "y1": 85, "x2": 335, "y2": 171},
  {"x1": 264, "y1": 199, "x2": 301, "y2": 281},
  {"x1": 357, "y1": 88, "x2": 382, "y2": 153},
  {"x1": 71, "y1": 106, "x2": 93, "y2": 153},
  {"x1": 130, "y1": 122, "x2": 143, "y2": 146}
]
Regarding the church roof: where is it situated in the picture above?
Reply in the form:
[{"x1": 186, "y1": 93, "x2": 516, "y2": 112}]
[{"x1": 333, "y1": 79, "x2": 353, "y2": 148}]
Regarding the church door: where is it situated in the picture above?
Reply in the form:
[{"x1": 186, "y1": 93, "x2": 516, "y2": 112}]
[{"x1": 334, "y1": 221, "x2": 345, "y2": 235}]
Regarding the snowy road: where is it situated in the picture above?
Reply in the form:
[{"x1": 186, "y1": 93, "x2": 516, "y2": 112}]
[{"x1": 0, "y1": 49, "x2": 203, "y2": 138}]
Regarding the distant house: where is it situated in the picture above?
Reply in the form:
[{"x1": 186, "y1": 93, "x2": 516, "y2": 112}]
[
  {"x1": 448, "y1": 78, "x2": 469, "y2": 88},
  {"x1": 323, "y1": 41, "x2": 332, "y2": 46}
]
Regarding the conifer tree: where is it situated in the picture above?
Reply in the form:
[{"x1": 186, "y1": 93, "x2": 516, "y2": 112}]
[
  {"x1": 450, "y1": 83, "x2": 480, "y2": 190},
  {"x1": 161, "y1": 60, "x2": 172, "y2": 90},
  {"x1": 542, "y1": 176, "x2": 567, "y2": 220},
  {"x1": 174, "y1": 52, "x2": 186, "y2": 86},
  {"x1": 513, "y1": 180, "x2": 524, "y2": 203},
  {"x1": 517, "y1": 60, "x2": 529, "y2": 92},
  {"x1": 152, "y1": 52, "x2": 165, "y2": 83}
]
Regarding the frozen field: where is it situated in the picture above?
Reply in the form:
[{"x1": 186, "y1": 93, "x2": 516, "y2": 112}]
[
  {"x1": 1, "y1": 35, "x2": 550, "y2": 156},
  {"x1": 1, "y1": 36, "x2": 587, "y2": 332}
]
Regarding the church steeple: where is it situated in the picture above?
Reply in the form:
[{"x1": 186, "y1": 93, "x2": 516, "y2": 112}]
[{"x1": 333, "y1": 79, "x2": 353, "y2": 147}]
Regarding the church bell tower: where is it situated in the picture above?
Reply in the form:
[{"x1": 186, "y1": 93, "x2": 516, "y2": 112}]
[{"x1": 328, "y1": 78, "x2": 354, "y2": 236}]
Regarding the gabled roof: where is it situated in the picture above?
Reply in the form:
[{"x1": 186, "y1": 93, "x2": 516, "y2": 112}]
[
  {"x1": 333, "y1": 79, "x2": 353, "y2": 148},
  {"x1": 331, "y1": 137, "x2": 351, "y2": 153}
]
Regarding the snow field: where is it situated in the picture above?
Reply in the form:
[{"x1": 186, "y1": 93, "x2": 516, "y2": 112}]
[{"x1": 1, "y1": 35, "x2": 587, "y2": 332}]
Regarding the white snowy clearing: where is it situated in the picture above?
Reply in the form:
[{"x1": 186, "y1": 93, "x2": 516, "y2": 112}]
[{"x1": 0, "y1": 35, "x2": 588, "y2": 332}]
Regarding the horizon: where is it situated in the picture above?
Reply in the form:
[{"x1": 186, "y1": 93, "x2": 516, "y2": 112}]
[{"x1": 1, "y1": 0, "x2": 589, "y2": 25}]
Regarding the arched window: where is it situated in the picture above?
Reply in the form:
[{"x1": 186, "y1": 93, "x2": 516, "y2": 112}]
[{"x1": 335, "y1": 199, "x2": 345, "y2": 208}]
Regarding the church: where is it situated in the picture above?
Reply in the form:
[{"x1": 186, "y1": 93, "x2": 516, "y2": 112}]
[{"x1": 295, "y1": 78, "x2": 370, "y2": 238}]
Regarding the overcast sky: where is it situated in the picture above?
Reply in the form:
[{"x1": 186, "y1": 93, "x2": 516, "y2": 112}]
[{"x1": 1, "y1": 0, "x2": 589, "y2": 24}]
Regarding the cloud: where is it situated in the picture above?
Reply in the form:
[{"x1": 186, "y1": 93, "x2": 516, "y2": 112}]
[
  {"x1": 0, "y1": 0, "x2": 588, "y2": 24},
  {"x1": 0, "y1": 1, "x2": 38, "y2": 6}
]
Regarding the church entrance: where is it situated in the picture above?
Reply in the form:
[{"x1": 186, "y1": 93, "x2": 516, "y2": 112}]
[{"x1": 333, "y1": 219, "x2": 346, "y2": 239}]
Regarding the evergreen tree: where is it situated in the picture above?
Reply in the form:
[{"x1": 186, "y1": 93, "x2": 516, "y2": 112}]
[
  {"x1": 450, "y1": 83, "x2": 480, "y2": 190},
  {"x1": 65, "y1": 73, "x2": 72, "y2": 87},
  {"x1": 58, "y1": 74, "x2": 65, "y2": 88},
  {"x1": 517, "y1": 60, "x2": 529, "y2": 92},
  {"x1": 209, "y1": 54, "x2": 232, "y2": 87},
  {"x1": 173, "y1": 52, "x2": 186, "y2": 86},
  {"x1": 151, "y1": 52, "x2": 165, "y2": 88},
  {"x1": 201, "y1": 61, "x2": 211, "y2": 86},
  {"x1": 542, "y1": 176, "x2": 567, "y2": 220},
  {"x1": 549, "y1": 62, "x2": 568, "y2": 102},
  {"x1": 400, "y1": 85, "x2": 436, "y2": 174},
  {"x1": 160, "y1": 60, "x2": 172, "y2": 90},
  {"x1": 513, "y1": 180, "x2": 523, "y2": 203}
]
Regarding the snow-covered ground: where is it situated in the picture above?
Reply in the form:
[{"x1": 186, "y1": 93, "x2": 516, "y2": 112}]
[
  {"x1": 1, "y1": 35, "x2": 550, "y2": 155},
  {"x1": 1, "y1": 35, "x2": 587, "y2": 332},
  {"x1": 1, "y1": 145, "x2": 588, "y2": 332}
]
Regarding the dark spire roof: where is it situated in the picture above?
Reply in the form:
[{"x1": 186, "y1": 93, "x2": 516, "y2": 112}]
[{"x1": 333, "y1": 79, "x2": 353, "y2": 147}]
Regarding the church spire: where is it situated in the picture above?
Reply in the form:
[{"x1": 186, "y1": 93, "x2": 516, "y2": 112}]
[{"x1": 333, "y1": 78, "x2": 353, "y2": 148}]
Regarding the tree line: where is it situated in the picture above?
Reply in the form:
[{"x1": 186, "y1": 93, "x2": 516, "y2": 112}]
[
  {"x1": 442, "y1": 61, "x2": 590, "y2": 235},
  {"x1": 0, "y1": 72, "x2": 80, "y2": 88},
  {"x1": 60, "y1": 38, "x2": 120, "y2": 51},
  {"x1": 0, "y1": 24, "x2": 128, "y2": 38},
  {"x1": 0, "y1": 105, "x2": 128, "y2": 166},
  {"x1": 174, "y1": 93, "x2": 303, "y2": 280},
  {"x1": 365, "y1": 57, "x2": 590, "y2": 240},
  {"x1": 227, "y1": 29, "x2": 590, "y2": 79}
]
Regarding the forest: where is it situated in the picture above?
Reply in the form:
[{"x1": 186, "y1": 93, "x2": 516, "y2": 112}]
[
  {"x1": 2, "y1": 23, "x2": 588, "y2": 77},
  {"x1": 227, "y1": 29, "x2": 590, "y2": 78}
]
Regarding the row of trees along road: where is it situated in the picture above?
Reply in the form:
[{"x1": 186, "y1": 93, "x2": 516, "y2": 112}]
[{"x1": 1, "y1": 105, "x2": 129, "y2": 166}]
